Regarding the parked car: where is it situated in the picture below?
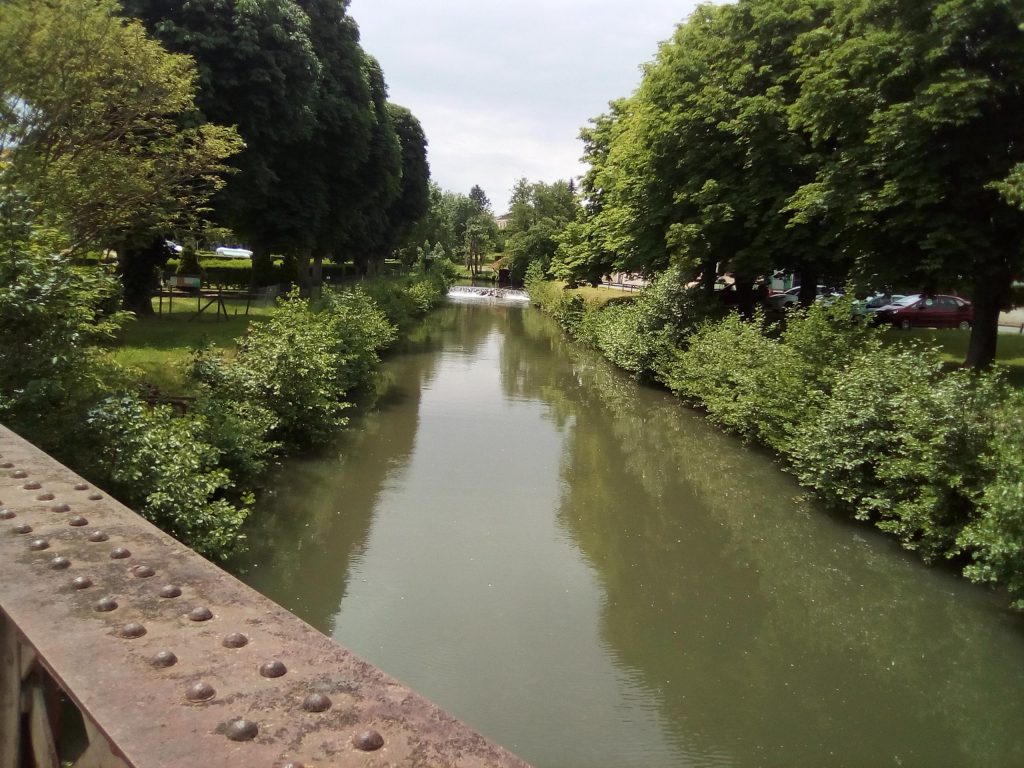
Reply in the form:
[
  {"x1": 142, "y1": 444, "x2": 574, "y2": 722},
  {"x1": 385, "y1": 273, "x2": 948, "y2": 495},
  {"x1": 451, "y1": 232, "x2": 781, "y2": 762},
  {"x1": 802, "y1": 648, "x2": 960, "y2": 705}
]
[
  {"x1": 852, "y1": 292, "x2": 905, "y2": 316},
  {"x1": 215, "y1": 246, "x2": 253, "y2": 259},
  {"x1": 872, "y1": 294, "x2": 973, "y2": 330},
  {"x1": 766, "y1": 285, "x2": 831, "y2": 310}
]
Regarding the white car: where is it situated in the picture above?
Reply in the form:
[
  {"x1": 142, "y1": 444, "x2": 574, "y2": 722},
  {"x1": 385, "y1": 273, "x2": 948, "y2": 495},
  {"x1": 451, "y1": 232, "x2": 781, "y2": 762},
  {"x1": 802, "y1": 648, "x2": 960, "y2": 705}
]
[
  {"x1": 767, "y1": 285, "x2": 830, "y2": 309},
  {"x1": 215, "y1": 246, "x2": 253, "y2": 259}
]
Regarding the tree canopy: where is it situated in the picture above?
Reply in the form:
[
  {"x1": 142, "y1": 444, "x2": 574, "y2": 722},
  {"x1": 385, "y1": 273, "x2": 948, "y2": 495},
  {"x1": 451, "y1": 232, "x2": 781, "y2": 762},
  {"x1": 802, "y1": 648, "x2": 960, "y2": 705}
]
[
  {"x1": 123, "y1": 0, "x2": 430, "y2": 278},
  {"x1": 558, "y1": 0, "x2": 1024, "y2": 368},
  {"x1": 503, "y1": 178, "x2": 578, "y2": 281},
  {"x1": 0, "y1": 0, "x2": 241, "y2": 251}
]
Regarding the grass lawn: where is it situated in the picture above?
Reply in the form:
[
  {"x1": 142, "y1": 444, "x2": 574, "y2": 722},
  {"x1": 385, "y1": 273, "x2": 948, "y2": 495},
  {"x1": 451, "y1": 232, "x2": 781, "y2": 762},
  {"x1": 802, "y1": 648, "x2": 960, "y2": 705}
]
[
  {"x1": 567, "y1": 284, "x2": 639, "y2": 306},
  {"x1": 883, "y1": 327, "x2": 1024, "y2": 387},
  {"x1": 112, "y1": 297, "x2": 273, "y2": 396}
]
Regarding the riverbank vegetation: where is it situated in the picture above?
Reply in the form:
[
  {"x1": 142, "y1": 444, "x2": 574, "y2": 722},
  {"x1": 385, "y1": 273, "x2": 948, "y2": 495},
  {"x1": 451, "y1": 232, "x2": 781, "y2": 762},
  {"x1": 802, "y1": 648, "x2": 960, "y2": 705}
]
[
  {"x1": 540, "y1": 0, "x2": 1024, "y2": 373},
  {"x1": 516, "y1": 0, "x2": 1024, "y2": 606},
  {"x1": 527, "y1": 266, "x2": 1024, "y2": 606},
  {"x1": 0, "y1": 0, "x2": 454, "y2": 558},
  {"x1": 1, "y1": 205, "x2": 454, "y2": 556}
]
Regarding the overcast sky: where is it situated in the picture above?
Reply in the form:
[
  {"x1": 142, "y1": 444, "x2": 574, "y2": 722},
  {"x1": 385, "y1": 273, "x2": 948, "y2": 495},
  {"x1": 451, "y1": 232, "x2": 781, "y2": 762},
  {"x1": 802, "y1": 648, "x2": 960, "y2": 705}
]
[{"x1": 349, "y1": 1, "x2": 705, "y2": 213}]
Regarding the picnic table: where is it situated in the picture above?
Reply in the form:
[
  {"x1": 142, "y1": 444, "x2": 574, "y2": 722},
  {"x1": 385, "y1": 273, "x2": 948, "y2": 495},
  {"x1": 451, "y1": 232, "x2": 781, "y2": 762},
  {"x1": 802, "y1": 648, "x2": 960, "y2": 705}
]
[{"x1": 156, "y1": 277, "x2": 265, "y2": 320}]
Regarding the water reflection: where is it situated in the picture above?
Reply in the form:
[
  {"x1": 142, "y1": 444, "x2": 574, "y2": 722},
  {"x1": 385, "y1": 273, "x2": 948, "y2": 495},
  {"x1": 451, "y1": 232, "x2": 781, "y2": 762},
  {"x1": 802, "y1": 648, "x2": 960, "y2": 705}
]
[{"x1": 233, "y1": 301, "x2": 1024, "y2": 767}]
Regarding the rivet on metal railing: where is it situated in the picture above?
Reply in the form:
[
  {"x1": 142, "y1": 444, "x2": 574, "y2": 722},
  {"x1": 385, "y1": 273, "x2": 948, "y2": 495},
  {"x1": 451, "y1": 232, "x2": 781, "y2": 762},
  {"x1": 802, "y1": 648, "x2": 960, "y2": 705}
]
[
  {"x1": 186, "y1": 681, "x2": 216, "y2": 702},
  {"x1": 95, "y1": 597, "x2": 118, "y2": 613},
  {"x1": 302, "y1": 692, "x2": 331, "y2": 713},
  {"x1": 118, "y1": 622, "x2": 146, "y2": 639},
  {"x1": 71, "y1": 576, "x2": 93, "y2": 590},
  {"x1": 353, "y1": 729, "x2": 385, "y2": 752},
  {"x1": 151, "y1": 650, "x2": 178, "y2": 668},
  {"x1": 259, "y1": 660, "x2": 287, "y2": 679},
  {"x1": 222, "y1": 632, "x2": 248, "y2": 648},
  {"x1": 224, "y1": 718, "x2": 259, "y2": 742}
]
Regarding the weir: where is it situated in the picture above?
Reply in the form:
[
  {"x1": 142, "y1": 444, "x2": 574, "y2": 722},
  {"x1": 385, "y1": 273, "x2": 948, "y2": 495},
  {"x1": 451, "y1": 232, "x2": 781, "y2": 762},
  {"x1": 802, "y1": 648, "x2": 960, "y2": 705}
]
[
  {"x1": 447, "y1": 286, "x2": 529, "y2": 302},
  {"x1": 0, "y1": 425, "x2": 529, "y2": 768}
]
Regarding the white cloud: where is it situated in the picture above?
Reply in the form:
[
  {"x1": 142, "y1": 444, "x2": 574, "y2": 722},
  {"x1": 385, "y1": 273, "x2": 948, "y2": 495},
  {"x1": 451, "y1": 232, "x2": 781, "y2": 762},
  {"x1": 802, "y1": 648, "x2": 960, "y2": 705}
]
[{"x1": 350, "y1": 0, "x2": 708, "y2": 211}]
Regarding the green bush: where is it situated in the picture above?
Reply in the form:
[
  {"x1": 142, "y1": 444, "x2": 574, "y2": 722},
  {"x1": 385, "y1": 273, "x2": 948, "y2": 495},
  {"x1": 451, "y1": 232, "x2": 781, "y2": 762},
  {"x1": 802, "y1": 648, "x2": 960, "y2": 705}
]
[
  {"x1": 661, "y1": 312, "x2": 791, "y2": 442},
  {"x1": 359, "y1": 268, "x2": 451, "y2": 330},
  {"x1": 530, "y1": 268, "x2": 1024, "y2": 606},
  {"x1": 190, "y1": 391, "x2": 279, "y2": 488},
  {"x1": 525, "y1": 262, "x2": 599, "y2": 339},
  {"x1": 192, "y1": 288, "x2": 396, "y2": 449},
  {"x1": 528, "y1": 264, "x2": 726, "y2": 380},
  {"x1": 83, "y1": 394, "x2": 250, "y2": 558},
  {"x1": 959, "y1": 390, "x2": 1024, "y2": 605},
  {"x1": 0, "y1": 193, "x2": 126, "y2": 449},
  {"x1": 789, "y1": 345, "x2": 1003, "y2": 560}
]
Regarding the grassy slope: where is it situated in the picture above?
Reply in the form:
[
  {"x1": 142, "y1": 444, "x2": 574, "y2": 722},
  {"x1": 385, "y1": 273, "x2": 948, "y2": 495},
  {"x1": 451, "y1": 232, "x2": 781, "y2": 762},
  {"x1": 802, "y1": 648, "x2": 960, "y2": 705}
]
[{"x1": 112, "y1": 298, "x2": 272, "y2": 395}]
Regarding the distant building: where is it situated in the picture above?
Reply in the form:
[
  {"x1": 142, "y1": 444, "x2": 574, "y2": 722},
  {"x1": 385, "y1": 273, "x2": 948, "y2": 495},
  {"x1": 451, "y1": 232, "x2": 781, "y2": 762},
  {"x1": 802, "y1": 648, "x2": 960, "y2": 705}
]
[{"x1": 496, "y1": 214, "x2": 511, "y2": 231}]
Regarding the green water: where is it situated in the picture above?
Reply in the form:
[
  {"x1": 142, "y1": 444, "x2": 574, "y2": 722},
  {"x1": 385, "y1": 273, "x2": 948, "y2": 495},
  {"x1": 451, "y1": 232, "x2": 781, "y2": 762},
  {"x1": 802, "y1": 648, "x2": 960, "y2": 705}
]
[{"x1": 231, "y1": 299, "x2": 1024, "y2": 767}]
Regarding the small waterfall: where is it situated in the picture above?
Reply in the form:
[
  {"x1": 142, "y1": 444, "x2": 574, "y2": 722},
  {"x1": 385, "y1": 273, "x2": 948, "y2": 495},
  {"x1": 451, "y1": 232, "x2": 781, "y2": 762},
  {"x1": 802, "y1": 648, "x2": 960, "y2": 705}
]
[{"x1": 448, "y1": 285, "x2": 530, "y2": 302}]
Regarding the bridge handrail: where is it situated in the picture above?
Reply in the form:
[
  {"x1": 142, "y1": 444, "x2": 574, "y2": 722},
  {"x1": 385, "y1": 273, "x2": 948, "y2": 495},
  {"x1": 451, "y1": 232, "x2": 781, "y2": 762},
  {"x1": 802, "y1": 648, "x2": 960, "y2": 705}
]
[{"x1": 0, "y1": 425, "x2": 530, "y2": 767}]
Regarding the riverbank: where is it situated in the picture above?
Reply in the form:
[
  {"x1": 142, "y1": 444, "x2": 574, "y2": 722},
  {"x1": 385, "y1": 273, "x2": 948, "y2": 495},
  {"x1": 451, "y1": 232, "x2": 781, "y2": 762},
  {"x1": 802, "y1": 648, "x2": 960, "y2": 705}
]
[
  {"x1": 526, "y1": 266, "x2": 1024, "y2": 609},
  {"x1": 48, "y1": 268, "x2": 456, "y2": 559}
]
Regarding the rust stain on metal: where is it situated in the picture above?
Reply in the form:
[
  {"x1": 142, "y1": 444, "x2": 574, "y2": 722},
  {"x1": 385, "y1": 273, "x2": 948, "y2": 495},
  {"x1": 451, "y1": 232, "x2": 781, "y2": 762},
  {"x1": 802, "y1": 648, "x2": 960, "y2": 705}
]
[{"x1": 0, "y1": 425, "x2": 532, "y2": 768}]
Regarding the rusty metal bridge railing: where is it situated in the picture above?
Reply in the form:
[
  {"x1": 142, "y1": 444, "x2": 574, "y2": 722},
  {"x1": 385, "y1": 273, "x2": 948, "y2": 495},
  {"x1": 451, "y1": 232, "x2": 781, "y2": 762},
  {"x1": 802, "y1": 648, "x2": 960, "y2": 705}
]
[{"x1": 0, "y1": 425, "x2": 530, "y2": 768}]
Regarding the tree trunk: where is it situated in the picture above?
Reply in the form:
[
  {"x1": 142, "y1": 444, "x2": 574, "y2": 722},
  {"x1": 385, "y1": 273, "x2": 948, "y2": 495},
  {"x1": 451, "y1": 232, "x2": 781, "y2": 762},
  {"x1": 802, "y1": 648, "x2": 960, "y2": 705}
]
[
  {"x1": 118, "y1": 237, "x2": 169, "y2": 316},
  {"x1": 734, "y1": 273, "x2": 756, "y2": 318},
  {"x1": 965, "y1": 272, "x2": 1007, "y2": 371},
  {"x1": 700, "y1": 257, "x2": 718, "y2": 296},
  {"x1": 251, "y1": 246, "x2": 275, "y2": 288},
  {"x1": 311, "y1": 254, "x2": 324, "y2": 299},
  {"x1": 798, "y1": 264, "x2": 819, "y2": 307},
  {"x1": 295, "y1": 251, "x2": 312, "y2": 297}
]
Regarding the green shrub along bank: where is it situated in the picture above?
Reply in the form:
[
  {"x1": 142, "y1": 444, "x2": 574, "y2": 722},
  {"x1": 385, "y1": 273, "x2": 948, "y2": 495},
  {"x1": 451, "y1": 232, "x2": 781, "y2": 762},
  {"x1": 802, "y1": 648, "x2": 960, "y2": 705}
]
[
  {"x1": 525, "y1": 265, "x2": 1024, "y2": 607},
  {"x1": 1, "y1": 206, "x2": 455, "y2": 559}
]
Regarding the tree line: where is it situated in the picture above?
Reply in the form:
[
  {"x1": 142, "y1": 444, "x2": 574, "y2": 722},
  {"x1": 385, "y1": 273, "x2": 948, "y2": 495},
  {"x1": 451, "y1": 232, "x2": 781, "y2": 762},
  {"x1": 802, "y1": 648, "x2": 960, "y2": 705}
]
[
  {"x1": 0, "y1": 0, "x2": 430, "y2": 313},
  {"x1": 542, "y1": 0, "x2": 1024, "y2": 370}
]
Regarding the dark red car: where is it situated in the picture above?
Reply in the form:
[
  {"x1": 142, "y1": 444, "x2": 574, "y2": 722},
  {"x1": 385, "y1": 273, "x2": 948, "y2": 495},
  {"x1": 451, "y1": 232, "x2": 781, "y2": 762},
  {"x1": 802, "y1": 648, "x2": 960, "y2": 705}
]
[{"x1": 873, "y1": 294, "x2": 973, "y2": 330}]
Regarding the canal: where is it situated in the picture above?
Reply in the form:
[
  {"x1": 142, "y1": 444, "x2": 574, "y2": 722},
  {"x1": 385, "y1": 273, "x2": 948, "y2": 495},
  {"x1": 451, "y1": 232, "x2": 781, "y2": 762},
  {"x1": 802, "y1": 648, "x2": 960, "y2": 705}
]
[{"x1": 231, "y1": 298, "x2": 1024, "y2": 767}]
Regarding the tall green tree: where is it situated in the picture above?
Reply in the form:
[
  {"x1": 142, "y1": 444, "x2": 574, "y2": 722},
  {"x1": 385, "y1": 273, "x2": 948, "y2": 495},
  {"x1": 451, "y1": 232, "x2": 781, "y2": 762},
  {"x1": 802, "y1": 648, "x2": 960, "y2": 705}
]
[
  {"x1": 123, "y1": 0, "x2": 324, "y2": 278},
  {"x1": 564, "y1": 1, "x2": 831, "y2": 307},
  {"x1": 791, "y1": 0, "x2": 1024, "y2": 368},
  {"x1": 340, "y1": 56, "x2": 402, "y2": 275},
  {"x1": 551, "y1": 101, "x2": 630, "y2": 285},
  {"x1": 0, "y1": 0, "x2": 241, "y2": 313},
  {"x1": 383, "y1": 103, "x2": 431, "y2": 256},
  {"x1": 469, "y1": 184, "x2": 491, "y2": 214},
  {"x1": 503, "y1": 178, "x2": 578, "y2": 280}
]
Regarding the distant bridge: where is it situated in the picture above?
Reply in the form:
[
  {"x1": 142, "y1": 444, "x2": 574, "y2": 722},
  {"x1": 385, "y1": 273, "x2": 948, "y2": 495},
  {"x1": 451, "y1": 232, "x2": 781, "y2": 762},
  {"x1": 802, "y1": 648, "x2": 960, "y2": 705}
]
[{"x1": 0, "y1": 426, "x2": 530, "y2": 768}]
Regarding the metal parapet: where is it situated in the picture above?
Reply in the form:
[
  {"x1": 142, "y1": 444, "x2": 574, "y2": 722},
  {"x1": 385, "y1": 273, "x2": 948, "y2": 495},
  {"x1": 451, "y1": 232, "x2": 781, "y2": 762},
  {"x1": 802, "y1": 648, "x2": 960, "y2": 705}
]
[{"x1": 0, "y1": 425, "x2": 531, "y2": 768}]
